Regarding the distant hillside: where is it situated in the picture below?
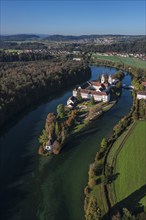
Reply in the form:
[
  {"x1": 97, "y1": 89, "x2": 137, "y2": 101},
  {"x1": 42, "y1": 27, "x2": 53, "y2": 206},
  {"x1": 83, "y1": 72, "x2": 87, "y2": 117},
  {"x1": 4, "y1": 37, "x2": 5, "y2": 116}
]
[
  {"x1": 0, "y1": 34, "x2": 40, "y2": 41},
  {"x1": 44, "y1": 34, "x2": 118, "y2": 41},
  {"x1": 44, "y1": 34, "x2": 144, "y2": 41}
]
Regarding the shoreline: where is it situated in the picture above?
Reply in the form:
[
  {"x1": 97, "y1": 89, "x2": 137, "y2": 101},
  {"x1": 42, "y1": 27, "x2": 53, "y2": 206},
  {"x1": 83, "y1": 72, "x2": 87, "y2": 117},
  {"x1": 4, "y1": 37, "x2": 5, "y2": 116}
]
[{"x1": 83, "y1": 88, "x2": 146, "y2": 219}]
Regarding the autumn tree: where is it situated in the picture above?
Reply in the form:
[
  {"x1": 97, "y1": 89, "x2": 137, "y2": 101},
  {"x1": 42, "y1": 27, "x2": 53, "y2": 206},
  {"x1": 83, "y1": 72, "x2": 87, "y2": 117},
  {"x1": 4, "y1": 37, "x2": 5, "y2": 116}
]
[
  {"x1": 101, "y1": 137, "x2": 107, "y2": 149},
  {"x1": 57, "y1": 104, "x2": 65, "y2": 118},
  {"x1": 39, "y1": 129, "x2": 48, "y2": 146},
  {"x1": 45, "y1": 113, "x2": 56, "y2": 139},
  {"x1": 85, "y1": 196, "x2": 101, "y2": 220},
  {"x1": 55, "y1": 121, "x2": 61, "y2": 140}
]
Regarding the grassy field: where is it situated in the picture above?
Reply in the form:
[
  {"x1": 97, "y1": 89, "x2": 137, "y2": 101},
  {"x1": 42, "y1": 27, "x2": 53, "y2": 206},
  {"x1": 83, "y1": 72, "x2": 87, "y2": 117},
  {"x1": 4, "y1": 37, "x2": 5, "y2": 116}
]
[
  {"x1": 92, "y1": 54, "x2": 146, "y2": 69},
  {"x1": 114, "y1": 121, "x2": 146, "y2": 211}
]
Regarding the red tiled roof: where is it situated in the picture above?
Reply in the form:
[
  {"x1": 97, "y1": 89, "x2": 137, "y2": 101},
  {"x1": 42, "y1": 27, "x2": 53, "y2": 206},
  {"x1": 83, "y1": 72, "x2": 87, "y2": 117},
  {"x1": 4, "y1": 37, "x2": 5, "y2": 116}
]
[
  {"x1": 91, "y1": 81, "x2": 101, "y2": 86},
  {"x1": 141, "y1": 82, "x2": 146, "y2": 86},
  {"x1": 137, "y1": 91, "x2": 146, "y2": 95},
  {"x1": 80, "y1": 89, "x2": 108, "y2": 96}
]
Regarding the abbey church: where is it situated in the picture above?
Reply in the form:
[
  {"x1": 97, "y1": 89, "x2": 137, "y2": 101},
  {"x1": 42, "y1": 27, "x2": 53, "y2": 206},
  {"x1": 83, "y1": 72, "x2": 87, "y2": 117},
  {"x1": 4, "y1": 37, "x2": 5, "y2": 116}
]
[{"x1": 72, "y1": 74, "x2": 117, "y2": 103}]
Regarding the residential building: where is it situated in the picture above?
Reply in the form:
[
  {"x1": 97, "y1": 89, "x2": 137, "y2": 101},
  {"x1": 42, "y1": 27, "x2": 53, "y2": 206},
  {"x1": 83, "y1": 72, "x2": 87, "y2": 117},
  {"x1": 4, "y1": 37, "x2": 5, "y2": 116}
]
[{"x1": 137, "y1": 91, "x2": 146, "y2": 100}]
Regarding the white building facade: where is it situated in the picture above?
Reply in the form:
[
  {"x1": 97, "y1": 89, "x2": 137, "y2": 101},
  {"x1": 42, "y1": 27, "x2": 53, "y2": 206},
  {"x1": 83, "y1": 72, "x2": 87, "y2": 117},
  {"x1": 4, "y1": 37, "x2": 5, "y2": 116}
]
[
  {"x1": 137, "y1": 91, "x2": 146, "y2": 100},
  {"x1": 73, "y1": 89, "x2": 110, "y2": 102}
]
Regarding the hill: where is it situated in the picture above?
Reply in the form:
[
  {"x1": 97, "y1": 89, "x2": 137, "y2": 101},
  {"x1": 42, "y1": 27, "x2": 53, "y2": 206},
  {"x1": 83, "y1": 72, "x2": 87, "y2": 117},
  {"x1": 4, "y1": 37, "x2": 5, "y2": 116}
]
[
  {"x1": 44, "y1": 34, "x2": 145, "y2": 41},
  {"x1": 0, "y1": 34, "x2": 40, "y2": 41}
]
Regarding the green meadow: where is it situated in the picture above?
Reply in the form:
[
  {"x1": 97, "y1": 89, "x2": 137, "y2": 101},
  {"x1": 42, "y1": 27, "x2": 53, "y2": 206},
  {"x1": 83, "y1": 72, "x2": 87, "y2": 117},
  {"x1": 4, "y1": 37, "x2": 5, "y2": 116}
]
[
  {"x1": 114, "y1": 121, "x2": 146, "y2": 210},
  {"x1": 92, "y1": 54, "x2": 146, "y2": 69}
]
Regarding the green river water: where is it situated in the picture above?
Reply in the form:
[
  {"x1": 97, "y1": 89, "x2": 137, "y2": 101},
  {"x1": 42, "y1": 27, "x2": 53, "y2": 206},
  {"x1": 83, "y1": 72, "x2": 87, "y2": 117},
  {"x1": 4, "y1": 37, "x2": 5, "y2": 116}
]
[{"x1": 0, "y1": 66, "x2": 132, "y2": 220}]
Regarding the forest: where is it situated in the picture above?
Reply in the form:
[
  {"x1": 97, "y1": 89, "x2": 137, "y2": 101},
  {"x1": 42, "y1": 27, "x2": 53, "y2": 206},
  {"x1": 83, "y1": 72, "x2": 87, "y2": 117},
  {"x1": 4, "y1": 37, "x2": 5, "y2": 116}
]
[
  {"x1": 81, "y1": 39, "x2": 146, "y2": 54},
  {"x1": 0, "y1": 50, "x2": 53, "y2": 62},
  {"x1": 0, "y1": 60, "x2": 91, "y2": 126}
]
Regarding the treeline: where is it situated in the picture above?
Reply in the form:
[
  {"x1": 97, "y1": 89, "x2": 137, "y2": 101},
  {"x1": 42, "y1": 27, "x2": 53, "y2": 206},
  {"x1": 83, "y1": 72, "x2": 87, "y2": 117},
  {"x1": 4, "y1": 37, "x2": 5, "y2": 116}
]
[
  {"x1": 132, "y1": 92, "x2": 146, "y2": 120},
  {"x1": 0, "y1": 60, "x2": 91, "y2": 126},
  {"x1": 0, "y1": 51, "x2": 53, "y2": 62},
  {"x1": 0, "y1": 42, "x2": 46, "y2": 50},
  {"x1": 81, "y1": 39, "x2": 146, "y2": 54}
]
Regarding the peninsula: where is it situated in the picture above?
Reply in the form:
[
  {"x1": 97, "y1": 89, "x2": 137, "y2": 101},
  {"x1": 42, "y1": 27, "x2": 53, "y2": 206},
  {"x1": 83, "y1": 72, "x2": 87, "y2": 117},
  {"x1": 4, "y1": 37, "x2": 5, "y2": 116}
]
[{"x1": 38, "y1": 71, "x2": 124, "y2": 156}]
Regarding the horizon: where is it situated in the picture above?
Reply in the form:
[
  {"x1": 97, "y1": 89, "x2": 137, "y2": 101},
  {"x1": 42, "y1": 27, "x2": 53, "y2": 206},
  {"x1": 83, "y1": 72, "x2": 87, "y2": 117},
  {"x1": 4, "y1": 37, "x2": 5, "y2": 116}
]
[
  {"x1": 1, "y1": 33, "x2": 146, "y2": 37},
  {"x1": 1, "y1": 0, "x2": 145, "y2": 35}
]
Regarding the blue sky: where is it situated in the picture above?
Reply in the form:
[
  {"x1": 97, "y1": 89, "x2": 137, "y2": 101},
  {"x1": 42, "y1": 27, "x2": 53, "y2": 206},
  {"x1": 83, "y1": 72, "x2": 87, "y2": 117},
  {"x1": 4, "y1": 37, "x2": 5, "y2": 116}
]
[{"x1": 1, "y1": 0, "x2": 145, "y2": 35}]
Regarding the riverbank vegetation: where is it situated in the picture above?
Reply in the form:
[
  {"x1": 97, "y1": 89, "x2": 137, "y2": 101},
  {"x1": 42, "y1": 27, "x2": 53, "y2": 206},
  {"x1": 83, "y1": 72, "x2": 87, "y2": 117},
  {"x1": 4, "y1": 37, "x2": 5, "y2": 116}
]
[
  {"x1": 84, "y1": 81, "x2": 146, "y2": 219},
  {"x1": 0, "y1": 60, "x2": 91, "y2": 126}
]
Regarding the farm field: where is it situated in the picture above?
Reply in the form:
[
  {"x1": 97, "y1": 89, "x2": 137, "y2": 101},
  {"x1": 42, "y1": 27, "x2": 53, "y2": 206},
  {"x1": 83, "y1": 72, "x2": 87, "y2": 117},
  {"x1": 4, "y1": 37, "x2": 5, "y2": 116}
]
[
  {"x1": 92, "y1": 54, "x2": 146, "y2": 69},
  {"x1": 114, "y1": 121, "x2": 146, "y2": 211}
]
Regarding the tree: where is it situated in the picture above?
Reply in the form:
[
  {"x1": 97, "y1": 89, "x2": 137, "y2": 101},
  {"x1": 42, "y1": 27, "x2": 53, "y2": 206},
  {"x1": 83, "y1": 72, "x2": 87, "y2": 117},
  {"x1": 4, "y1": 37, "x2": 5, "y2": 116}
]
[
  {"x1": 90, "y1": 95, "x2": 95, "y2": 105},
  {"x1": 65, "y1": 116, "x2": 74, "y2": 127},
  {"x1": 101, "y1": 137, "x2": 107, "y2": 149},
  {"x1": 39, "y1": 129, "x2": 48, "y2": 146},
  {"x1": 88, "y1": 178, "x2": 96, "y2": 188},
  {"x1": 57, "y1": 104, "x2": 65, "y2": 118},
  {"x1": 122, "y1": 208, "x2": 135, "y2": 220},
  {"x1": 86, "y1": 196, "x2": 101, "y2": 220},
  {"x1": 52, "y1": 140, "x2": 60, "y2": 155},
  {"x1": 84, "y1": 186, "x2": 90, "y2": 196},
  {"x1": 88, "y1": 163, "x2": 95, "y2": 177},
  {"x1": 45, "y1": 113, "x2": 56, "y2": 134},
  {"x1": 116, "y1": 81, "x2": 122, "y2": 89},
  {"x1": 76, "y1": 89, "x2": 82, "y2": 102},
  {"x1": 61, "y1": 125, "x2": 68, "y2": 143},
  {"x1": 55, "y1": 121, "x2": 61, "y2": 139},
  {"x1": 71, "y1": 109, "x2": 78, "y2": 118}
]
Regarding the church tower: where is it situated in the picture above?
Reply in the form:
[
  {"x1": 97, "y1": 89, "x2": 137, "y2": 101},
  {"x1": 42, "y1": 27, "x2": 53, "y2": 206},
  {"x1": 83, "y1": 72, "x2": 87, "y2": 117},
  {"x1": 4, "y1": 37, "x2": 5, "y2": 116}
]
[
  {"x1": 108, "y1": 75, "x2": 112, "y2": 84},
  {"x1": 101, "y1": 74, "x2": 105, "y2": 84}
]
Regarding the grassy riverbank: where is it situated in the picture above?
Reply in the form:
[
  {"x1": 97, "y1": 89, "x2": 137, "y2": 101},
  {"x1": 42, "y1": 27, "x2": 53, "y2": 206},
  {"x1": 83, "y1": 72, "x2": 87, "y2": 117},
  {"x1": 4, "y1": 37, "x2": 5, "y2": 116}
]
[
  {"x1": 92, "y1": 54, "x2": 146, "y2": 69},
  {"x1": 84, "y1": 91, "x2": 135, "y2": 219},
  {"x1": 114, "y1": 121, "x2": 146, "y2": 210}
]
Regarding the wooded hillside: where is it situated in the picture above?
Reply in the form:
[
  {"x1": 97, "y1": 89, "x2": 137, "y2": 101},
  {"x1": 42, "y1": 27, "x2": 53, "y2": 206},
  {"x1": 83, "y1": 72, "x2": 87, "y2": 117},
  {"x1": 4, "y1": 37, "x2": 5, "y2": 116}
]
[{"x1": 0, "y1": 60, "x2": 91, "y2": 126}]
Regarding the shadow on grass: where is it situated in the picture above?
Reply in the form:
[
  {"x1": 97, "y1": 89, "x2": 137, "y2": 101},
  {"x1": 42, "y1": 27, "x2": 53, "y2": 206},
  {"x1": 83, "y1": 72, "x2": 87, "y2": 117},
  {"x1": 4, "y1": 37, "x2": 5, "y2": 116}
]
[
  {"x1": 109, "y1": 173, "x2": 120, "y2": 183},
  {"x1": 96, "y1": 177, "x2": 102, "y2": 185},
  {"x1": 96, "y1": 165, "x2": 103, "y2": 176},
  {"x1": 103, "y1": 184, "x2": 146, "y2": 220}
]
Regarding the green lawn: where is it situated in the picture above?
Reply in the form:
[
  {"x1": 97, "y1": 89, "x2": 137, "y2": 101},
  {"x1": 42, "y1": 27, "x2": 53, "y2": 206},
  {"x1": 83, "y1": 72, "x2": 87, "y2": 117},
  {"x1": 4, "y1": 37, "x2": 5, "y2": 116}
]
[
  {"x1": 3, "y1": 49, "x2": 24, "y2": 53},
  {"x1": 114, "y1": 121, "x2": 146, "y2": 210},
  {"x1": 92, "y1": 54, "x2": 146, "y2": 69}
]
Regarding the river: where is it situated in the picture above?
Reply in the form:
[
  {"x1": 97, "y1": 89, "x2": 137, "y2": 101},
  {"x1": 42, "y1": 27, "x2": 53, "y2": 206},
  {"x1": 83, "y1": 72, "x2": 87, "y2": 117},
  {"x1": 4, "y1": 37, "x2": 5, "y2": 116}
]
[{"x1": 0, "y1": 66, "x2": 132, "y2": 220}]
